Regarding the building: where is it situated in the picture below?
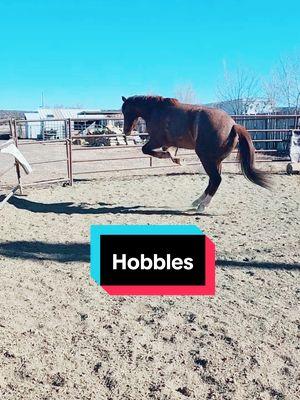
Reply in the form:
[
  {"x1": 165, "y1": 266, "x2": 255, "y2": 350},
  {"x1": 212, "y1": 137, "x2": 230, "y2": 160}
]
[
  {"x1": 24, "y1": 108, "x2": 123, "y2": 139},
  {"x1": 205, "y1": 99, "x2": 275, "y2": 115}
]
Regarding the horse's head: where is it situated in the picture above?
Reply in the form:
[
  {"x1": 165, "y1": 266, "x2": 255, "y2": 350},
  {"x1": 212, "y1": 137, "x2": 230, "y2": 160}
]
[
  {"x1": 121, "y1": 95, "x2": 179, "y2": 135},
  {"x1": 121, "y1": 96, "x2": 139, "y2": 136}
]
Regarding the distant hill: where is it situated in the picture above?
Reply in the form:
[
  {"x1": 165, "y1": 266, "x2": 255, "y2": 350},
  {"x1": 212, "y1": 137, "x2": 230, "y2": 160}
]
[
  {"x1": 0, "y1": 110, "x2": 32, "y2": 119},
  {"x1": 0, "y1": 110, "x2": 32, "y2": 137}
]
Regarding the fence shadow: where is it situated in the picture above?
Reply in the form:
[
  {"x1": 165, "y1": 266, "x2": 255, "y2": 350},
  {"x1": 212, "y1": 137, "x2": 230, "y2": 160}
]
[
  {"x1": 217, "y1": 259, "x2": 300, "y2": 271},
  {"x1": 6, "y1": 196, "x2": 218, "y2": 217},
  {"x1": 0, "y1": 241, "x2": 89, "y2": 262},
  {"x1": 0, "y1": 240, "x2": 299, "y2": 270}
]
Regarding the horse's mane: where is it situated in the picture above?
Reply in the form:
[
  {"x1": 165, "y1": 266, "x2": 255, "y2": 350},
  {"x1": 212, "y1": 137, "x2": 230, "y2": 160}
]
[{"x1": 126, "y1": 95, "x2": 179, "y2": 107}]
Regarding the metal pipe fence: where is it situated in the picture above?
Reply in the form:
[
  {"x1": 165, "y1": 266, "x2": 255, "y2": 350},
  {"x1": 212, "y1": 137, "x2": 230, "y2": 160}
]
[
  {"x1": 1, "y1": 115, "x2": 297, "y2": 188},
  {"x1": 3, "y1": 119, "x2": 70, "y2": 187}
]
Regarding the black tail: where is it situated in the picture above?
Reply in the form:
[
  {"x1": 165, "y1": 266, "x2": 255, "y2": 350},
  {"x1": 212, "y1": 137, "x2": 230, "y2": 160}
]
[{"x1": 232, "y1": 124, "x2": 271, "y2": 189}]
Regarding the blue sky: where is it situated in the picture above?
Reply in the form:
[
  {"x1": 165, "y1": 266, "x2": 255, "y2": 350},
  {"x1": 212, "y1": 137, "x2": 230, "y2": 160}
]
[{"x1": 0, "y1": 0, "x2": 299, "y2": 110}]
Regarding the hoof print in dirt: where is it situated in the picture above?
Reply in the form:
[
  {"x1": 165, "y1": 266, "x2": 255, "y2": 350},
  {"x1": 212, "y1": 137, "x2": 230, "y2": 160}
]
[
  {"x1": 4, "y1": 351, "x2": 15, "y2": 358},
  {"x1": 177, "y1": 386, "x2": 191, "y2": 397},
  {"x1": 93, "y1": 362, "x2": 102, "y2": 373},
  {"x1": 51, "y1": 373, "x2": 65, "y2": 387},
  {"x1": 104, "y1": 374, "x2": 117, "y2": 390},
  {"x1": 194, "y1": 358, "x2": 208, "y2": 369},
  {"x1": 186, "y1": 312, "x2": 197, "y2": 323},
  {"x1": 80, "y1": 313, "x2": 88, "y2": 321},
  {"x1": 149, "y1": 382, "x2": 164, "y2": 394}
]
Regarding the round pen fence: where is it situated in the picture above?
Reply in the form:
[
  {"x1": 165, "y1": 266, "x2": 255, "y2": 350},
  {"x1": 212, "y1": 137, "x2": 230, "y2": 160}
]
[
  {"x1": 1, "y1": 115, "x2": 298, "y2": 188},
  {"x1": 3, "y1": 119, "x2": 70, "y2": 187},
  {"x1": 69, "y1": 133, "x2": 286, "y2": 184},
  {"x1": 67, "y1": 114, "x2": 296, "y2": 185}
]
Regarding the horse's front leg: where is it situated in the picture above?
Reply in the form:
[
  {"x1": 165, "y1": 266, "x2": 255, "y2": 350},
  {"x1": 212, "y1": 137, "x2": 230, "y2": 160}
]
[
  {"x1": 142, "y1": 141, "x2": 171, "y2": 160},
  {"x1": 142, "y1": 141, "x2": 183, "y2": 165},
  {"x1": 163, "y1": 146, "x2": 183, "y2": 165}
]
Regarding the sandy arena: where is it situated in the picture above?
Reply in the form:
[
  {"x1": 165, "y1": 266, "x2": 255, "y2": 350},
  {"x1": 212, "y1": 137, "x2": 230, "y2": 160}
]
[{"x1": 0, "y1": 158, "x2": 299, "y2": 399}]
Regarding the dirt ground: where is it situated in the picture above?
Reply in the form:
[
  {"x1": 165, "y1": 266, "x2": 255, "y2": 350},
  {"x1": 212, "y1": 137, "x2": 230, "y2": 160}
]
[{"x1": 0, "y1": 162, "x2": 299, "y2": 399}]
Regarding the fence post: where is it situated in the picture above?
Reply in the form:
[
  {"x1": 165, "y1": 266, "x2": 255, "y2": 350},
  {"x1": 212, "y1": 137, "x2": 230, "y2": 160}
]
[
  {"x1": 64, "y1": 120, "x2": 70, "y2": 182},
  {"x1": 68, "y1": 118, "x2": 73, "y2": 186},
  {"x1": 8, "y1": 118, "x2": 13, "y2": 139},
  {"x1": 12, "y1": 119, "x2": 23, "y2": 195}
]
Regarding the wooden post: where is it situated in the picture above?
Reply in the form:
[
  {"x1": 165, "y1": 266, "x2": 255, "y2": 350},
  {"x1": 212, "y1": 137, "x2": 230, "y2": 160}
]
[
  {"x1": 12, "y1": 119, "x2": 23, "y2": 195},
  {"x1": 0, "y1": 185, "x2": 21, "y2": 210},
  {"x1": 8, "y1": 119, "x2": 13, "y2": 139},
  {"x1": 68, "y1": 119, "x2": 73, "y2": 186}
]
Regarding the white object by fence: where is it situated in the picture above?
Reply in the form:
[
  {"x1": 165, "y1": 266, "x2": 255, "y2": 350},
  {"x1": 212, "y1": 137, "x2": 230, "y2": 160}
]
[
  {"x1": 1, "y1": 140, "x2": 32, "y2": 174},
  {"x1": 290, "y1": 130, "x2": 300, "y2": 162},
  {"x1": 0, "y1": 139, "x2": 32, "y2": 209}
]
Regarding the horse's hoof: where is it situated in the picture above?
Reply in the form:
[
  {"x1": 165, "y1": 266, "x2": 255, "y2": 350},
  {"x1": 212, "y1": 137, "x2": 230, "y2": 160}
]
[
  {"x1": 197, "y1": 203, "x2": 206, "y2": 213},
  {"x1": 192, "y1": 198, "x2": 200, "y2": 207},
  {"x1": 173, "y1": 157, "x2": 182, "y2": 166}
]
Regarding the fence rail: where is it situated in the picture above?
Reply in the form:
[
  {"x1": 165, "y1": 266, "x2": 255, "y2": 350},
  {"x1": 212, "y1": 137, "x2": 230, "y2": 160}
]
[{"x1": 1, "y1": 115, "x2": 298, "y2": 188}]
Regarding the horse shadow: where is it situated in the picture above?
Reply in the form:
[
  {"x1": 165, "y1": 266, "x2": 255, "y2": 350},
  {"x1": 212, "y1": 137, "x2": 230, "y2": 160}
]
[
  {"x1": 5, "y1": 196, "x2": 220, "y2": 217},
  {"x1": 0, "y1": 240, "x2": 299, "y2": 270}
]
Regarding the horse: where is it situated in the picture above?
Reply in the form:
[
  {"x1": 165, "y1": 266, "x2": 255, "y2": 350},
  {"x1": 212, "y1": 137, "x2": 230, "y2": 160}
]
[{"x1": 121, "y1": 95, "x2": 270, "y2": 212}]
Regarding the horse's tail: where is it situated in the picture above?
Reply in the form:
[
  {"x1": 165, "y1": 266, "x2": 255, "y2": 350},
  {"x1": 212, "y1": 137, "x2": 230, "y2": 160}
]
[{"x1": 232, "y1": 124, "x2": 271, "y2": 189}]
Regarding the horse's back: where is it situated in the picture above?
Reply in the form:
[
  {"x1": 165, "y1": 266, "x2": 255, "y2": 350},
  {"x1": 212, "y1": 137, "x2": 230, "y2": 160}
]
[
  {"x1": 169, "y1": 103, "x2": 235, "y2": 130},
  {"x1": 148, "y1": 105, "x2": 192, "y2": 143},
  {"x1": 148, "y1": 101, "x2": 235, "y2": 149}
]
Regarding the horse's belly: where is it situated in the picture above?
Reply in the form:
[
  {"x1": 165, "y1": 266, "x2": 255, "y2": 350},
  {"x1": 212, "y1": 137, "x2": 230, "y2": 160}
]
[
  {"x1": 166, "y1": 125, "x2": 195, "y2": 149},
  {"x1": 175, "y1": 135, "x2": 195, "y2": 149}
]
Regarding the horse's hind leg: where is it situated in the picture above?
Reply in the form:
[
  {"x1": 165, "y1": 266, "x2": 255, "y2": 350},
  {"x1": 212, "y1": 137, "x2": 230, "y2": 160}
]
[{"x1": 192, "y1": 156, "x2": 222, "y2": 212}]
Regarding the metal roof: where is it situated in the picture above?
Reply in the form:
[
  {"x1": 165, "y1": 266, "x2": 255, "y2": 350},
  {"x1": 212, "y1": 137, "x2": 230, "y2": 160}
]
[
  {"x1": 38, "y1": 108, "x2": 84, "y2": 120},
  {"x1": 24, "y1": 108, "x2": 123, "y2": 121},
  {"x1": 24, "y1": 112, "x2": 40, "y2": 120}
]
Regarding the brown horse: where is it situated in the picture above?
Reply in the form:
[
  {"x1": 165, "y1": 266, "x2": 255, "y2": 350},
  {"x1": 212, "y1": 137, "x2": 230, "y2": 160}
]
[{"x1": 121, "y1": 95, "x2": 270, "y2": 212}]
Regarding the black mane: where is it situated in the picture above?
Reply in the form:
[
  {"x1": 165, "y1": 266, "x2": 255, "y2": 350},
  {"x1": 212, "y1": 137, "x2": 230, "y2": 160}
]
[{"x1": 126, "y1": 95, "x2": 179, "y2": 108}]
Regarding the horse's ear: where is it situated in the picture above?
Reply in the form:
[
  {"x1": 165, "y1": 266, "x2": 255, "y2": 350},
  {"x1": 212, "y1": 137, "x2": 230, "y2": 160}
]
[
  {"x1": 163, "y1": 97, "x2": 179, "y2": 106},
  {"x1": 122, "y1": 96, "x2": 127, "y2": 102}
]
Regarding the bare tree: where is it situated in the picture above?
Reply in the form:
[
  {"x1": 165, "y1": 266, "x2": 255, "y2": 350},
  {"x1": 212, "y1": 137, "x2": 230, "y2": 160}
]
[
  {"x1": 262, "y1": 75, "x2": 277, "y2": 110},
  {"x1": 174, "y1": 84, "x2": 198, "y2": 104},
  {"x1": 265, "y1": 55, "x2": 300, "y2": 114},
  {"x1": 217, "y1": 67, "x2": 260, "y2": 114}
]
